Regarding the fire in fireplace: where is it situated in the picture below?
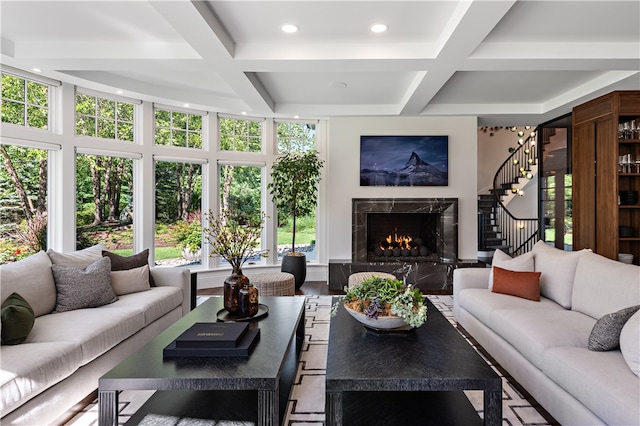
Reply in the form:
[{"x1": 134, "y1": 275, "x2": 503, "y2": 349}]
[{"x1": 367, "y1": 213, "x2": 439, "y2": 261}]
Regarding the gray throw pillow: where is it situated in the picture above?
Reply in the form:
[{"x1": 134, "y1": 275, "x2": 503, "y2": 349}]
[
  {"x1": 588, "y1": 305, "x2": 640, "y2": 351},
  {"x1": 52, "y1": 256, "x2": 118, "y2": 312}
]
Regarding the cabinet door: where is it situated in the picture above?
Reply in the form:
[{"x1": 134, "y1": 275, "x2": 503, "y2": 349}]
[
  {"x1": 572, "y1": 121, "x2": 596, "y2": 251},
  {"x1": 594, "y1": 117, "x2": 618, "y2": 259}
]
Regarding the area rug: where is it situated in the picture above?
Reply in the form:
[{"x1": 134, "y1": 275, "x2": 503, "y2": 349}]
[{"x1": 67, "y1": 295, "x2": 553, "y2": 426}]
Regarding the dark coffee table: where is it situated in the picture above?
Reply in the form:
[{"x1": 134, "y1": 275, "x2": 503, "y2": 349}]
[
  {"x1": 98, "y1": 296, "x2": 305, "y2": 426},
  {"x1": 326, "y1": 297, "x2": 502, "y2": 425}
]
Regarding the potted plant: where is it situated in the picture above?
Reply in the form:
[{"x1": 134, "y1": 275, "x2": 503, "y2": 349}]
[
  {"x1": 203, "y1": 208, "x2": 268, "y2": 313},
  {"x1": 334, "y1": 276, "x2": 427, "y2": 329},
  {"x1": 268, "y1": 150, "x2": 324, "y2": 289}
]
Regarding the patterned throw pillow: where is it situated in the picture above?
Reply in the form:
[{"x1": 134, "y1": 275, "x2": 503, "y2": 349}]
[
  {"x1": 1, "y1": 293, "x2": 35, "y2": 345},
  {"x1": 52, "y1": 256, "x2": 118, "y2": 312},
  {"x1": 102, "y1": 249, "x2": 156, "y2": 287},
  {"x1": 588, "y1": 305, "x2": 640, "y2": 351}
]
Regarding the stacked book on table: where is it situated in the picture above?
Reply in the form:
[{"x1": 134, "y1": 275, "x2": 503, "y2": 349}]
[{"x1": 163, "y1": 322, "x2": 260, "y2": 357}]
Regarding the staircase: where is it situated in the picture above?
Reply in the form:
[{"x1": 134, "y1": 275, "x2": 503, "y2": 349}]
[{"x1": 478, "y1": 128, "x2": 540, "y2": 263}]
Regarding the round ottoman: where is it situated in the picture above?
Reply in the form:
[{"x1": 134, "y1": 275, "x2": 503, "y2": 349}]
[
  {"x1": 348, "y1": 272, "x2": 396, "y2": 289},
  {"x1": 248, "y1": 272, "x2": 296, "y2": 296}
]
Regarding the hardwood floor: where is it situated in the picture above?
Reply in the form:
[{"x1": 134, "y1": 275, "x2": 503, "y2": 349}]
[{"x1": 197, "y1": 281, "x2": 344, "y2": 296}]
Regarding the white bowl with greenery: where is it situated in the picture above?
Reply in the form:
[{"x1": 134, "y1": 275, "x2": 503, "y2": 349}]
[{"x1": 335, "y1": 276, "x2": 427, "y2": 329}]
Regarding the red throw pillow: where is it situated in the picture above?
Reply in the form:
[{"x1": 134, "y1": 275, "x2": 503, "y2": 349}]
[{"x1": 491, "y1": 266, "x2": 541, "y2": 301}]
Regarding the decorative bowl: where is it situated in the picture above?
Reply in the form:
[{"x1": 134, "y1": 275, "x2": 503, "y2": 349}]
[{"x1": 343, "y1": 304, "x2": 408, "y2": 330}]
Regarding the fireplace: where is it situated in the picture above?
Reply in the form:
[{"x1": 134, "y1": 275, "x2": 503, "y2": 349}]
[
  {"x1": 352, "y1": 198, "x2": 458, "y2": 263},
  {"x1": 330, "y1": 197, "x2": 475, "y2": 293}
]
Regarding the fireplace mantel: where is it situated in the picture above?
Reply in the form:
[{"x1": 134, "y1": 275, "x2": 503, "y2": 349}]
[{"x1": 352, "y1": 198, "x2": 458, "y2": 263}]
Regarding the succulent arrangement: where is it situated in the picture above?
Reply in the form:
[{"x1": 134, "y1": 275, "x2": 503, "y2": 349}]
[{"x1": 334, "y1": 276, "x2": 427, "y2": 328}]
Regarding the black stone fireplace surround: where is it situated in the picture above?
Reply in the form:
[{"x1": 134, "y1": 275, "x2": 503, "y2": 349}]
[{"x1": 328, "y1": 198, "x2": 481, "y2": 293}]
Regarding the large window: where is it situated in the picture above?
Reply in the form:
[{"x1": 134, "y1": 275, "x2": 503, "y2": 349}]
[
  {"x1": 0, "y1": 144, "x2": 48, "y2": 263},
  {"x1": 155, "y1": 160, "x2": 202, "y2": 265},
  {"x1": 1, "y1": 73, "x2": 49, "y2": 130},
  {"x1": 76, "y1": 153, "x2": 134, "y2": 254},
  {"x1": 277, "y1": 121, "x2": 316, "y2": 153},
  {"x1": 76, "y1": 91, "x2": 135, "y2": 141},
  {"x1": 219, "y1": 163, "x2": 264, "y2": 265},
  {"x1": 275, "y1": 121, "x2": 318, "y2": 260},
  {"x1": 154, "y1": 108, "x2": 203, "y2": 149},
  {"x1": 219, "y1": 117, "x2": 263, "y2": 152}
]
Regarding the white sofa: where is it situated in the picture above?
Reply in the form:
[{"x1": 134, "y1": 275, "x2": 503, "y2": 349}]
[
  {"x1": 454, "y1": 241, "x2": 640, "y2": 426},
  {"x1": 0, "y1": 245, "x2": 190, "y2": 425}
]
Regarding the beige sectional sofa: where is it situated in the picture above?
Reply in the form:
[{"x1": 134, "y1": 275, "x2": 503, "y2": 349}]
[
  {"x1": 454, "y1": 241, "x2": 640, "y2": 425},
  {"x1": 0, "y1": 245, "x2": 190, "y2": 425}
]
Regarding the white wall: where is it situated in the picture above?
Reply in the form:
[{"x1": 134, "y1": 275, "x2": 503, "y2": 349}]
[{"x1": 327, "y1": 116, "x2": 478, "y2": 261}]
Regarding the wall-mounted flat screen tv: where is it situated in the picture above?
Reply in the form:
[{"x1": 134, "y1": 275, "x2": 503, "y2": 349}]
[{"x1": 360, "y1": 135, "x2": 448, "y2": 186}]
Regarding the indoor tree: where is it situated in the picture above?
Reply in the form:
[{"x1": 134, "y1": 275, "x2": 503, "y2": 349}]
[{"x1": 268, "y1": 150, "x2": 324, "y2": 288}]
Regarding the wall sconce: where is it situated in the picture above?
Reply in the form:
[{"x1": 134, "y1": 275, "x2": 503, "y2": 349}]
[
  {"x1": 517, "y1": 222, "x2": 525, "y2": 230},
  {"x1": 513, "y1": 159, "x2": 519, "y2": 165}
]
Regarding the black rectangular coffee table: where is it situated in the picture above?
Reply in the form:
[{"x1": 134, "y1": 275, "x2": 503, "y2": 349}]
[
  {"x1": 98, "y1": 296, "x2": 305, "y2": 426},
  {"x1": 326, "y1": 297, "x2": 501, "y2": 425}
]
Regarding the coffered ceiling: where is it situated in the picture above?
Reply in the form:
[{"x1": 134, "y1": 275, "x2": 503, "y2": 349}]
[{"x1": 1, "y1": 1, "x2": 638, "y2": 125}]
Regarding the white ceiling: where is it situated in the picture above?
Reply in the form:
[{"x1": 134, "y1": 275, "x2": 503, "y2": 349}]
[{"x1": 1, "y1": 0, "x2": 639, "y2": 125}]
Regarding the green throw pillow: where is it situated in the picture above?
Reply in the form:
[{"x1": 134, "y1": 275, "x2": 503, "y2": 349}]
[{"x1": 1, "y1": 293, "x2": 35, "y2": 345}]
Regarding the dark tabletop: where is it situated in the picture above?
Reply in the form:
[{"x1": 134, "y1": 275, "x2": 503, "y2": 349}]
[
  {"x1": 100, "y1": 296, "x2": 305, "y2": 391},
  {"x1": 326, "y1": 297, "x2": 500, "y2": 392}
]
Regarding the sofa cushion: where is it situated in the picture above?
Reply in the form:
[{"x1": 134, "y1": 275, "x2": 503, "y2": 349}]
[
  {"x1": 110, "y1": 265, "x2": 151, "y2": 296},
  {"x1": 532, "y1": 241, "x2": 584, "y2": 308},
  {"x1": 542, "y1": 346, "x2": 640, "y2": 426},
  {"x1": 489, "y1": 308, "x2": 595, "y2": 369},
  {"x1": 47, "y1": 243, "x2": 107, "y2": 268},
  {"x1": 491, "y1": 266, "x2": 541, "y2": 301},
  {"x1": 0, "y1": 251, "x2": 56, "y2": 317},
  {"x1": 458, "y1": 288, "x2": 564, "y2": 328},
  {"x1": 1, "y1": 293, "x2": 35, "y2": 345},
  {"x1": 588, "y1": 305, "x2": 640, "y2": 351},
  {"x1": 102, "y1": 249, "x2": 156, "y2": 287},
  {"x1": 25, "y1": 307, "x2": 144, "y2": 365},
  {"x1": 488, "y1": 249, "x2": 534, "y2": 289},
  {"x1": 0, "y1": 341, "x2": 82, "y2": 417},
  {"x1": 100, "y1": 286, "x2": 183, "y2": 326},
  {"x1": 52, "y1": 257, "x2": 118, "y2": 312},
  {"x1": 620, "y1": 311, "x2": 640, "y2": 377},
  {"x1": 572, "y1": 250, "x2": 640, "y2": 320}
]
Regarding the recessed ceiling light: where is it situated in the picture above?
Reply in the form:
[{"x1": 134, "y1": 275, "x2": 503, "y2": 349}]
[
  {"x1": 32, "y1": 68, "x2": 41, "y2": 73},
  {"x1": 329, "y1": 81, "x2": 348, "y2": 90},
  {"x1": 281, "y1": 24, "x2": 299, "y2": 33},
  {"x1": 116, "y1": 90, "x2": 124, "y2": 95},
  {"x1": 370, "y1": 24, "x2": 388, "y2": 33},
  {"x1": 294, "y1": 115, "x2": 300, "y2": 119},
  {"x1": 241, "y1": 111, "x2": 247, "y2": 115},
  {"x1": 183, "y1": 103, "x2": 190, "y2": 108}
]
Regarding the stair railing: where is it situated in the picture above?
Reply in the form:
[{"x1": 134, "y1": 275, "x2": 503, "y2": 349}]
[{"x1": 492, "y1": 128, "x2": 540, "y2": 256}]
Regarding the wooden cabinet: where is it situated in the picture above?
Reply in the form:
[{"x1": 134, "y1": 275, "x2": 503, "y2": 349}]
[{"x1": 572, "y1": 91, "x2": 640, "y2": 265}]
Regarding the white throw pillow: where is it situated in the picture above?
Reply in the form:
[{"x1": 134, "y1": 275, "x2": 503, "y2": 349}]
[
  {"x1": 620, "y1": 311, "x2": 640, "y2": 377},
  {"x1": 0, "y1": 251, "x2": 56, "y2": 317},
  {"x1": 488, "y1": 249, "x2": 534, "y2": 289},
  {"x1": 532, "y1": 241, "x2": 585, "y2": 308},
  {"x1": 47, "y1": 243, "x2": 107, "y2": 269},
  {"x1": 110, "y1": 265, "x2": 151, "y2": 296}
]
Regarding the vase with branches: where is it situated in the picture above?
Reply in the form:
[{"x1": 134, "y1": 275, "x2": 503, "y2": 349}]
[{"x1": 204, "y1": 208, "x2": 268, "y2": 312}]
